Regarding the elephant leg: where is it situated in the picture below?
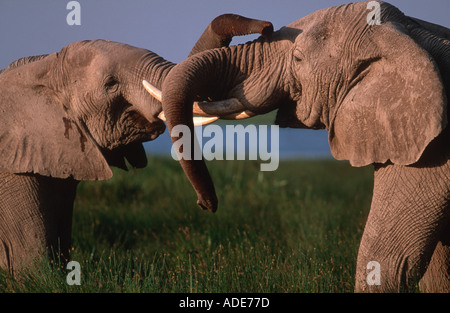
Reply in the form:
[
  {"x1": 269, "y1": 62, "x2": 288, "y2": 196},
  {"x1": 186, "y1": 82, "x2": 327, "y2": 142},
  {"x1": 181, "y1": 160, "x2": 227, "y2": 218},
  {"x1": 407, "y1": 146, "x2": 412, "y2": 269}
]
[
  {"x1": 354, "y1": 161, "x2": 450, "y2": 292},
  {"x1": 37, "y1": 175, "x2": 78, "y2": 262},
  {"x1": 0, "y1": 173, "x2": 78, "y2": 276},
  {"x1": 419, "y1": 225, "x2": 450, "y2": 292}
]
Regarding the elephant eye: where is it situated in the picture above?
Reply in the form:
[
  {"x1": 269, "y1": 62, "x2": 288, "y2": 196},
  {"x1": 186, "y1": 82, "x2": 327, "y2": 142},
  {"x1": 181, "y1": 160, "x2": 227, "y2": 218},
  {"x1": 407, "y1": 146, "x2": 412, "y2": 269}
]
[
  {"x1": 293, "y1": 49, "x2": 305, "y2": 62},
  {"x1": 104, "y1": 75, "x2": 119, "y2": 92}
]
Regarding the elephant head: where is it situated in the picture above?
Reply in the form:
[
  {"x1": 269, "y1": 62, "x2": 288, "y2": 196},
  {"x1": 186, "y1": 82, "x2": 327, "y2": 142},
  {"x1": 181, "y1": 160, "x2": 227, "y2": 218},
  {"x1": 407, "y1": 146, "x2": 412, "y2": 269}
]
[
  {"x1": 155, "y1": 1, "x2": 449, "y2": 213},
  {"x1": 0, "y1": 14, "x2": 273, "y2": 182},
  {"x1": 0, "y1": 40, "x2": 165, "y2": 181}
]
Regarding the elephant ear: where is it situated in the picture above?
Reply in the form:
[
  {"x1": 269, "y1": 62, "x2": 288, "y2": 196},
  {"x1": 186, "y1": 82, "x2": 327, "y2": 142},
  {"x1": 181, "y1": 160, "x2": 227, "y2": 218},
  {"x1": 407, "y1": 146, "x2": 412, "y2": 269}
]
[
  {"x1": 0, "y1": 54, "x2": 112, "y2": 180},
  {"x1": 329, "y1": 22, "x2": 447, "y2": 167}
]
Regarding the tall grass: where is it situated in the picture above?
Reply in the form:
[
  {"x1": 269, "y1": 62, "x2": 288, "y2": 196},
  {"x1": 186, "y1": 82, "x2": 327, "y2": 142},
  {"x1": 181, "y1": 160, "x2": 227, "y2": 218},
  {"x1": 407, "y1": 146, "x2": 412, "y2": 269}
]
[{"x1": 0, "y1": 157, "x2": 373, "y2": 292}]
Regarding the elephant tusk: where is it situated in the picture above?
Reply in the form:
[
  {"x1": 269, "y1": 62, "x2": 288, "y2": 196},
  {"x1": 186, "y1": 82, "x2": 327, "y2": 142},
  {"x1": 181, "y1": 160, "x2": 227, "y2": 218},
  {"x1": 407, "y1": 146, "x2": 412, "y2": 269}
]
[
  {"x1": 235, "y1": 111, "x2": 255, "y2": 119},
  {"x1": 194, "y1": 99, "x2": 255, "y2": 120},
  {"x1": 159, "y1": 107, "x2": 217, "y2": 126},
  {"x1": 194, "y1": 98, "x2": 249, "y2": 117},
  {"x1": 145, "y1": 80, "x2": 218, "y2": 126},
  {"x1": 193, "y1": 116, "x2": 219, "y2": 126},
  {"x1": 222, "y1": 110, "x2": 256, "y2": 120},
  {"x1": 143, "y1": 80, "x2": 162, "y2": 102},
  {"x1": 143, "y1": 80, "x2": 251, "y2": 122},
  {"x1": 157, "y1": 111, "x2": 166, "y2": 121}
]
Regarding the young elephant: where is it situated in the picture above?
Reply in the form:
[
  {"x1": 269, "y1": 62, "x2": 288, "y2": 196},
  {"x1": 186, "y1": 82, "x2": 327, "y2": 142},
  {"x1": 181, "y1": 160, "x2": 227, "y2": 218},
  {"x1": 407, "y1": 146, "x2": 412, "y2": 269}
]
[
  {"x1": 0, "y1": 14, "x2": 273, "y2": 275},
  {"x1": 152, "y1": 2, "x2": 450, "y2": 292}
]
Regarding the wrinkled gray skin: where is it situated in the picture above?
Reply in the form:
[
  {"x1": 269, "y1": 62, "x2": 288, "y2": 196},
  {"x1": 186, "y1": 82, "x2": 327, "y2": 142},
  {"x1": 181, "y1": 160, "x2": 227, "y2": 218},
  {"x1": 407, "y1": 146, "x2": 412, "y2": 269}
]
[
  {"x1": 160, "y1": 2, "x2": 450, "y2": 292},
  {"x1": 0, "y1": 14, "x2": 273, "y2": 275}
]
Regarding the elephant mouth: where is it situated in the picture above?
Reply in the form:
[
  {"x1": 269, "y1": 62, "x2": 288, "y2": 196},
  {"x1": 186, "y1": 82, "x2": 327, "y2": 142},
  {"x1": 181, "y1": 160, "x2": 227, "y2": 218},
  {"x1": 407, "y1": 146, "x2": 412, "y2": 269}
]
[
  {"x1": 124, "y1": 119, "x2": 166, "y2": 168},
  {"x1": 101, "y1": 119, "x2": 165, "y2": 171},
  {"x1": 103, "y1": 141, "x2": 148, "y2": 170},
  {"x1": 122, "y1": 142, "x2": 148, "y2": 169},
  {"x1": 145, "y1": 119, "x2": 166, "y2": 141}
]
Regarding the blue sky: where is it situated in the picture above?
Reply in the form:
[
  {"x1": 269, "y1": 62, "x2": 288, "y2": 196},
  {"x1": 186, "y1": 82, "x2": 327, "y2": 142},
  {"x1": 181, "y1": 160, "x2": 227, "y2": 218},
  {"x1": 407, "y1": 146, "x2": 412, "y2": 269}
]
[
  {"x1": 1, "y1": 0, "x2": 449, "y2": 68},
  {"x1": 1, "y1": 1, "x2": 449, "y2": 159}
]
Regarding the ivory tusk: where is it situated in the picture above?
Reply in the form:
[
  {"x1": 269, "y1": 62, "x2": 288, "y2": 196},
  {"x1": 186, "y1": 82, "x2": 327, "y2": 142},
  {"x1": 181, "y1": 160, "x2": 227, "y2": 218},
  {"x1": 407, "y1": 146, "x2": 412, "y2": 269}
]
[
  {"x1": 194, "y1": 98, "x2": 248, "y2": 117},
  {"x1": 146, "y1": 81, "x2": 218, "y2": 126},
  {"x1": 235, "y1": 111, "x2": 254, "y2": 119},
  {"x1": 158, "y1": 110, "x2": 217, "y2": 126},
  {"x1": 143, "y1": 80, "x2": 249, "y2": 123},
  {"x1": 193, "y1": 116, "x2": 219, "y2": 126},
  {"x1": 223, "y1": 110, "x2": 255, "y2": 120},
  {"x1": 157, "y1": 111, "x2": 166, "y2": 121},
  {"x1": 143, "y1": 80, "x2": 162, "y2": 102}
]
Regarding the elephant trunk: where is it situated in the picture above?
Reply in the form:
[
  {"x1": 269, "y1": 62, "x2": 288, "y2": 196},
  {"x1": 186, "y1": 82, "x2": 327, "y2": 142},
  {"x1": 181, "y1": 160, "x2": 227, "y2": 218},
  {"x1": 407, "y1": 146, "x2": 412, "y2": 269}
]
[
  {"x1": 161, "y1": 40, "x2": 278, "y2": 212},
  {"x1": 188, "y1": 14, "x2": 273, "y2": 57},
  {"x1": 103, "y1": 51, "x2": 173, "y2": 170},
  {"x1": 135, "y1": 14, "x2": 274, "y2": 124},
  {"x1": 161, "y1": 50, "x2": 233, "y2": 212}
]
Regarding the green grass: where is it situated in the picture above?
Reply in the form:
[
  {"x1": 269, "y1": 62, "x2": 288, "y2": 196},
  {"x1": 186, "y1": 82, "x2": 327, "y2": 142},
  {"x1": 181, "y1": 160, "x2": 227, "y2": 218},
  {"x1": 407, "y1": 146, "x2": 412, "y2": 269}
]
[{"x1": 0, "y1": 157, "x2": 373, "y2": 293}]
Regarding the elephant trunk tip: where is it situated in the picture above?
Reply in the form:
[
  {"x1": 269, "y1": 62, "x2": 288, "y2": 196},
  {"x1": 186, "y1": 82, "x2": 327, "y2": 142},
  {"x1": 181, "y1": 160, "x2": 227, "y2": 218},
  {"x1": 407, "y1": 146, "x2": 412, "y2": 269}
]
[
  {"x1": 260, "y1": 22, "x2": 274, "y2": 38},
  {"x1": 197, "y1": 197, "x2": 218, "y2": 213},
  {"x1": 211, "y1": 14, "x2": 274, "y2": 39}
]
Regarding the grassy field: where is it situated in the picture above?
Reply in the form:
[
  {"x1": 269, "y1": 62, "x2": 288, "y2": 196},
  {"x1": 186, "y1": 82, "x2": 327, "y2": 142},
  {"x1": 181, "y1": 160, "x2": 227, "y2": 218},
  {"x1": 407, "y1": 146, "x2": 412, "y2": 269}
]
[{"x1": 0, "y1": 156, "x2": 374, "y2": 293}]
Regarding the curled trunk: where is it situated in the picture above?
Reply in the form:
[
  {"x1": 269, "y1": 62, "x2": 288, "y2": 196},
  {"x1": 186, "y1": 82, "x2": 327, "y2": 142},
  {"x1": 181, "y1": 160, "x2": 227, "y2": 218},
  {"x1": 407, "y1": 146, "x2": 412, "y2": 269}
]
[
  {"x1": 189, "y1": 14, "x2": 273, "y2": 57},
  {"x1": 161, "y1": 37, "x2": 287, "y2": 212},
  {"x1": 160, "y1": 50, "x2": 230, "y2": 212}
]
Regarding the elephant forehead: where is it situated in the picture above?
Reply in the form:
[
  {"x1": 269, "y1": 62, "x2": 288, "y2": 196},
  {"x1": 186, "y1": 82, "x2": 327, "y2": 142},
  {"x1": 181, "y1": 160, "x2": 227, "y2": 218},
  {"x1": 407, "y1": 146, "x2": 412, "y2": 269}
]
[
  {"x1": 287, "y1": 1, "x2": 384, "y2": 34},
  {"x1": 69, "y1": 40, "x2": 151, "y2": 66},
  {"x1": 287, "y1": 4, "x2": 334, "y2": 30}
]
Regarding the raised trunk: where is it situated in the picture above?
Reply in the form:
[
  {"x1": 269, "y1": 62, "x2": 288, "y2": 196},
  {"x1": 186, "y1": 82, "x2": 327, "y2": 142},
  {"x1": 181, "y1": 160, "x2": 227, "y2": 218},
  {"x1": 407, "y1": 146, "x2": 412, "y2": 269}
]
[{"x1": 188, "y1": 14, "x2": 273, "y2": 57}]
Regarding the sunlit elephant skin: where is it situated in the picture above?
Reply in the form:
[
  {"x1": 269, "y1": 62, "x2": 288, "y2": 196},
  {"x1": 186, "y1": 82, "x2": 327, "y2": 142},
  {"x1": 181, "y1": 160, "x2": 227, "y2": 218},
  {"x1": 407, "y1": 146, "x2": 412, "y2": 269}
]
[
  {"x1": 159, "y1": 1, "x2": 450, "y2": 292},
  {"x1": 0, "y1": 14, "x2": 273, "y2": 276}
]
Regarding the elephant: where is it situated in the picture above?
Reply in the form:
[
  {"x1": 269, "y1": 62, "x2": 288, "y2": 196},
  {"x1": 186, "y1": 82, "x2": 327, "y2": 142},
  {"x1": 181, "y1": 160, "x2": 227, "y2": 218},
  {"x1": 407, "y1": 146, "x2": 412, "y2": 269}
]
[
  {"x1": 147, "y1": 1, "x2": 450, "y2": 292},
  {"x1": 0, "y1": 14, "x2": 273, "y2": 275}
]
